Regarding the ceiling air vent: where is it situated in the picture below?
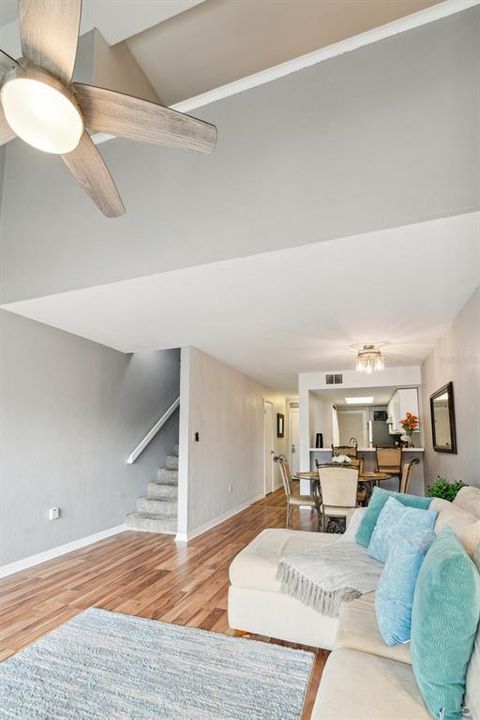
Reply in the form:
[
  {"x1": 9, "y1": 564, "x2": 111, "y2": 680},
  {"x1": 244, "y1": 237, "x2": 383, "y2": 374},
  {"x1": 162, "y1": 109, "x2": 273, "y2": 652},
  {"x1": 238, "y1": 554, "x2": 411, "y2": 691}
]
[{"x1": 326, "y1": 373, "x2": 343, "y2": 385}]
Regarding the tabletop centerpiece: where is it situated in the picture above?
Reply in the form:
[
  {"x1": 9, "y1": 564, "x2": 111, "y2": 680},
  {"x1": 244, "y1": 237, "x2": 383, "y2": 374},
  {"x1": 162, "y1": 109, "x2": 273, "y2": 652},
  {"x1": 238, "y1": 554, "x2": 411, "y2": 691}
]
[{"x1": 332, "y1": 454, "x2": 352, "y2": 465}]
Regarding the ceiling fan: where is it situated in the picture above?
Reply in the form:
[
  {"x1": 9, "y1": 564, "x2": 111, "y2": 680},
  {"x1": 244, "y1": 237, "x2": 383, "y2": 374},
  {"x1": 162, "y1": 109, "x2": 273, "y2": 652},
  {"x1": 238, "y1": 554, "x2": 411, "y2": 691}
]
[{"x1": 0, "y1": 0, "x2": 217, "y2": 217}]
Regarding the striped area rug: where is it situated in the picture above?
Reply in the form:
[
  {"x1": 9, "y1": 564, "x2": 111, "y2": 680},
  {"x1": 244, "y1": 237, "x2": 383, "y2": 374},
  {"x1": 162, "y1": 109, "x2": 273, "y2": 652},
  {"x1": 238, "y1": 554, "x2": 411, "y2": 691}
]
[{"x1": 0, "y1": 607, "x2": 314, "y2": 719}]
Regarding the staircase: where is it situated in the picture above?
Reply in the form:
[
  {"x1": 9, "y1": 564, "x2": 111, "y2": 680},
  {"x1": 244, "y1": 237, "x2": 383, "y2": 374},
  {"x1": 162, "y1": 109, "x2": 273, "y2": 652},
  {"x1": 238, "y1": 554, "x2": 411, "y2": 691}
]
[{"x1": 126, "y1": 444, "x2": 179, "y2": 534}]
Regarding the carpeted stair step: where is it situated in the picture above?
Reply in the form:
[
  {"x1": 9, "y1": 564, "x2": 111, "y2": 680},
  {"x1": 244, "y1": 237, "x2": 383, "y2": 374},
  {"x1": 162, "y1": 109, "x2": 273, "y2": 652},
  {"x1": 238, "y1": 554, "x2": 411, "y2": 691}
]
[
  {"x1": 137, "y1": 497, "x2": 177, "y2": 515},
  {"x1": 126, "y1": 512, "x2": 177, "y2": 534},
  {"x1": 157, "y1": 468, "x2": 178, "y2": 484},
  {"x1": 147, "y1": 481, "x2": 178, "y2": 499},
  {"x1": 166, "y1": 454, "x2": 178, "y2": 471}
]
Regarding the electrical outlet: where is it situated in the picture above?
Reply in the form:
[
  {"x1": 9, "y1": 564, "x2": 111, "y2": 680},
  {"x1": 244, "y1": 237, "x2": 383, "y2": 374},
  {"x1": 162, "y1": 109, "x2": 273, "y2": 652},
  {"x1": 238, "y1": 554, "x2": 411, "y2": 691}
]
[
  {"x1": 49, "y1": 507, "x2": 60, "y2": 520},
  {"x1": 228, "y1": 484, "x2": 232, "y2": 493}
]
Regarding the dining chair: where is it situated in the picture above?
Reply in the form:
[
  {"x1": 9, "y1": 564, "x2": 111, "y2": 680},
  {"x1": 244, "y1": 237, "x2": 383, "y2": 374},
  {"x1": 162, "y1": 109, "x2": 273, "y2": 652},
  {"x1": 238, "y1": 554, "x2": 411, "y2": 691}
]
[
  {"x1": 332, "y1": 444, "x2": 358, "y2": 459},
  {"x1": 348, "y1": 458, "x2": 368, "y2": 504},
  {"x1": 375, "y1": 446, "x2": 402, "y2": 474},
  {"x1": 399, "y1": 457, "x2": 420, "y2": 494},
  {"x1": 275, "y1": 456, "x2": 321, "y2": 530},
  {"x1": 318, "y1": 466, "x2": 360, "y2": 531}
]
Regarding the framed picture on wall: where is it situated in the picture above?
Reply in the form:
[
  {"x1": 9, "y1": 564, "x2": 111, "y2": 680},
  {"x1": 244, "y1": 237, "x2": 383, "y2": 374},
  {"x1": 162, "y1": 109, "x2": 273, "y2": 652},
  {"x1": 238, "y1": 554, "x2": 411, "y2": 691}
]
[{"x1": 277, "y1": 413, "x2": 285, "y2": 438}]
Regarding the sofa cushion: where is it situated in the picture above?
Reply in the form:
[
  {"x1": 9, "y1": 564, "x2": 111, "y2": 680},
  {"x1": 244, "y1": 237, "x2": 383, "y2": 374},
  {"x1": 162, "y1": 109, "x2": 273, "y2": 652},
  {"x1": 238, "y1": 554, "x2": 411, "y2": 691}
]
[
  {"x1": 465, "y1": 544, "x2": 480, "y2": 720},
  {"x1": 311, "y1": 648, "x2": 430, "y2": 720},
  {"x1": 368, "y1": 496, "x2": 436, "y2": 563},
  {"x1": 355, "y1": 487, "x2": 431, "y2": 548},
  {"x1": 412, "y1": 527, "x2": 480, "y2": 720},
  {"x1": 229, "y1": 529, "x2": 337, "y2": 592},
  {"x1": 375, "y1": 528, "x2": 435, "y2": 646},
  {"x1": 430, "y1": 497, "x2": 480, "y2": 557},
  {"x1": 454, "y1": 486, "x2": 480, "y2": 519},
  {"x1": 336, "y1": 592, "x2": 412, "y2": 665}
]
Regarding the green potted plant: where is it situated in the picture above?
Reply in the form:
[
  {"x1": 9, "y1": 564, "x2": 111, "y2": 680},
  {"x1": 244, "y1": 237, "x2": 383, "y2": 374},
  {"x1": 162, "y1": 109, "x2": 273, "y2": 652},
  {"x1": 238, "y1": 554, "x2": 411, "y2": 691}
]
[{"x1": 427, "y1": 476, "x2": 466, "y2": 502}]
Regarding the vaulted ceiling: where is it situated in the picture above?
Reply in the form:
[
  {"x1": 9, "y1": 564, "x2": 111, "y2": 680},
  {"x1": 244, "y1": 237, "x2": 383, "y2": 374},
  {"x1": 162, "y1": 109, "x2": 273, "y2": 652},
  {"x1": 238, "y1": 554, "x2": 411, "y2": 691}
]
[{"x1": 1, "y1": 1, "x2": 442, "y2": 104}]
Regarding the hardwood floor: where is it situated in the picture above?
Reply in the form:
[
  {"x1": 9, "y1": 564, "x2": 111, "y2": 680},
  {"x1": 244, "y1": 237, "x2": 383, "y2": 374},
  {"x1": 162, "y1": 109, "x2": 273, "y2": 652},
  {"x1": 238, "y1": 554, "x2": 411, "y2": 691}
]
[{"x1": 0, "y1": 485, "x2": 328, "y2": 718}]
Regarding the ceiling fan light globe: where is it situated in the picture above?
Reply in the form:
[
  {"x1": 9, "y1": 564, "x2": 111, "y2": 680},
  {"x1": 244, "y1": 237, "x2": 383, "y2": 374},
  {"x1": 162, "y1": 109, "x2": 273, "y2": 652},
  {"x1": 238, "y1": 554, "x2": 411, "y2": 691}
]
[{"x1": 1, "y1": 77, "x2": 83, "y2": 154}]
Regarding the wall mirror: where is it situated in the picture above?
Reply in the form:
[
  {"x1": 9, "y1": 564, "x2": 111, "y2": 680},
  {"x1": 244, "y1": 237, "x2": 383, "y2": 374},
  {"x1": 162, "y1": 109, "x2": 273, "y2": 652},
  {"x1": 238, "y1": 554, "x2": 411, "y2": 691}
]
[{"x1": 430, "y1": 381, "x2": 457, "y2": 454}]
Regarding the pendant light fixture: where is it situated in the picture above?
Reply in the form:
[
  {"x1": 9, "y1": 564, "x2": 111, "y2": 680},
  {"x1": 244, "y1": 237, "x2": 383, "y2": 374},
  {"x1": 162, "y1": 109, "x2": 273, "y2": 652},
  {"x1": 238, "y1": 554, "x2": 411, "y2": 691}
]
[{"x1": 355, "y1": 345, "x2": 385, "y2": 374}]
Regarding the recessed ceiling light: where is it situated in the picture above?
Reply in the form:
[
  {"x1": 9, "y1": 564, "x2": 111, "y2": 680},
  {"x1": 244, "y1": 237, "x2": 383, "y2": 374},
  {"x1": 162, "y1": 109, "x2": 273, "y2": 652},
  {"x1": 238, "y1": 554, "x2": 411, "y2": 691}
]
[{"x1": 345, "y1": 397, "x2": 374, "y2": 404}]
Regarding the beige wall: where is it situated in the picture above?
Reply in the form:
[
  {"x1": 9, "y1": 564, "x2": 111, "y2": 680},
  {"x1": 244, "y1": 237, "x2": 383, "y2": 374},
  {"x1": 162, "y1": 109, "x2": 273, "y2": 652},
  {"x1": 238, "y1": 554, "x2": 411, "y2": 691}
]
[
  {"x1": 177, "y1": 347, "x2": 287, "y2": 539},
  {"x1": 421, "y1": 286, "x2": 480, "y2": 489}
]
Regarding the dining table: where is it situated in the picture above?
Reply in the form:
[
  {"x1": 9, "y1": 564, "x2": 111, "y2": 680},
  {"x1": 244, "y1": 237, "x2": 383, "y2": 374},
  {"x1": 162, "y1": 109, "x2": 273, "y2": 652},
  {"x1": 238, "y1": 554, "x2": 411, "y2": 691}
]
[
  {"x1": 294, "y1": 466, "x2": 394, "y2": 503},
  {"x1": 294, "y1": 469, "x2": 393, "y2": 483}
]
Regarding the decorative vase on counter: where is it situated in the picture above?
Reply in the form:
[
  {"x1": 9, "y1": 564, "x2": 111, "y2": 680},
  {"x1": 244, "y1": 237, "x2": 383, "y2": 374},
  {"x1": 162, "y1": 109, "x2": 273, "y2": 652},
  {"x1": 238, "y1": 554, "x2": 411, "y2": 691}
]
[{"x1": 401, "y1": 433, "x2": 414, "y2": 448}]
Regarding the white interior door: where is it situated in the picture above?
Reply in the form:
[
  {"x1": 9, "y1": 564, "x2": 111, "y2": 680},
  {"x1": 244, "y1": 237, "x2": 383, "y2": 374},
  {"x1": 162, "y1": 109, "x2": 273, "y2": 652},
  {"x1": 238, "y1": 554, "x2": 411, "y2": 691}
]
[
  {"x1": 263, "y1": 401, "x2": 275, "y2": 494},
  {"x1": 289, "y1": 407, "x2": 300, "y2": 474}
]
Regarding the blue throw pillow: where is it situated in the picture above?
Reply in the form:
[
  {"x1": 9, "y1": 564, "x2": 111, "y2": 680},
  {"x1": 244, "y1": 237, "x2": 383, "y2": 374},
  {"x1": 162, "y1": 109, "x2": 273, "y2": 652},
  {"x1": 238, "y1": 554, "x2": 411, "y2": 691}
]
[
  {"x1": 375, "y1": 529, "x2": 435, "y2": 645},
  {"x1": 411, "y1": 527, "x2": 480, "y2": 720},
  {"x1": 368, "y1": 496, "x2": 437, "y2": 564},
  {"x1": 355, "y1": 487, "x2": 431, "y2": 548}
]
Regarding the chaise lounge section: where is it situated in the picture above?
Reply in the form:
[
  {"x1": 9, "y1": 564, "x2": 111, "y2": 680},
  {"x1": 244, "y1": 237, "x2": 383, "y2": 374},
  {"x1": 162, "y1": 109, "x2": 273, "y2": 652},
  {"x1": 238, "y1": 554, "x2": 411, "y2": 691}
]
[{"x1": 228, "y1": 487, "x2": 480, "y2": 719}]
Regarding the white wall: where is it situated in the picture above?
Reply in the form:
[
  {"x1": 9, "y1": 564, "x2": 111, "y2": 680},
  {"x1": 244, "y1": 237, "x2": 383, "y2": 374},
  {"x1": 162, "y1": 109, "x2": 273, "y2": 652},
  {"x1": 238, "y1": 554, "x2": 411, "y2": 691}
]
[
  {"x1": 309, "y1": 393, "x2": 333, "y2": 448},
  {"x1": 177, "y1": 347, "x2": 287, "y2": 540},
  {"x1": 0, "y1": 311, "x2": 180, "y2": 566},
  {"x1": 421, "y1": 286, "x2": 480, "y2": 488}
]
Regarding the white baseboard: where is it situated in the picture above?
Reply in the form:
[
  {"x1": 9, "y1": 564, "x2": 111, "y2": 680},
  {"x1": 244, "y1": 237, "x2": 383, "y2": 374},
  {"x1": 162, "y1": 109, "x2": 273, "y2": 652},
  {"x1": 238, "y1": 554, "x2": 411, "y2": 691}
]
[
  {"x1": 175, "y1": 493, "x2": 265, "y2": 543},
  {"x1": 0, "y1": 524, "x2": 127, "y2": 578}
]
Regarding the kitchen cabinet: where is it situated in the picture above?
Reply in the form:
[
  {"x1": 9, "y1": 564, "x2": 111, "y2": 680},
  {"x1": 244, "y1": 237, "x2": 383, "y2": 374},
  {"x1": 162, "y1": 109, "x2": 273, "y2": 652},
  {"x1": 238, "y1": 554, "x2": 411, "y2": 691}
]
[{"x1": 387, "y1": 388, "x2": 419, "y2": 435}]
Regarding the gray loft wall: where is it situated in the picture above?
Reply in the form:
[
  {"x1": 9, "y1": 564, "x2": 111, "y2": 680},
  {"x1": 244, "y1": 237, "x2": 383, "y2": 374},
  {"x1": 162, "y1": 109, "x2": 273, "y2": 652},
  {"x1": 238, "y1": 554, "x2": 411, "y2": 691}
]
[
  {"x1": 0, "y1": 310, "x2": 180, "y2": 566},
  {"x1": 1, "y1": 7, "x2": 479, "y2": 303},
  {"x1": 421, "y1": 286, "x2": 480, "y2": 489}
]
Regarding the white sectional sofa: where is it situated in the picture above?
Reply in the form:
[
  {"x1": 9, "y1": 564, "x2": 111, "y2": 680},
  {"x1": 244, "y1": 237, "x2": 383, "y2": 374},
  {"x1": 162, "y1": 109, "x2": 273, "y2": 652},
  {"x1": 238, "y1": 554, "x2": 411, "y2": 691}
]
[{"x1": 228, "y1": 487, "x2": 480, "y2": 720}]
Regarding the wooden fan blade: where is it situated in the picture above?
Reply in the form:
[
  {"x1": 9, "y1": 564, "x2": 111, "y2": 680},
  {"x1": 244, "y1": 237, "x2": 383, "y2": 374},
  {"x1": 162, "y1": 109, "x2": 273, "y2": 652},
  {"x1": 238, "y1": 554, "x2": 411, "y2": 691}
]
[
  {"x1": 0, "y1": 48, "x2": 17, "y2": 75},
  {"x1": 0, "y1": 105, "x2": 15, "y2": 145},
  {"x1": 62, "y1": 132, "x2": 126, "y2": 218},
  {"x1": 19, "y1": 0, "x2": 81, "y2": 84},
  {"x1": 74, "y1": 83, "x2": 217, "y2": 154}
]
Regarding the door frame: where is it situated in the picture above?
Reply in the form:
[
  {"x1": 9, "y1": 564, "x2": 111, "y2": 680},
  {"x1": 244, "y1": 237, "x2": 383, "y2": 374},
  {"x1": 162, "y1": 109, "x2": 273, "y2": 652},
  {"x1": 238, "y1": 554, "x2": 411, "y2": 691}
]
[
  {"x1": 288, "y1": 405, "x2": 299, "y2": 474},
  {"x1": 263, "y1": 400, "x2": 275, "y2": 495}
]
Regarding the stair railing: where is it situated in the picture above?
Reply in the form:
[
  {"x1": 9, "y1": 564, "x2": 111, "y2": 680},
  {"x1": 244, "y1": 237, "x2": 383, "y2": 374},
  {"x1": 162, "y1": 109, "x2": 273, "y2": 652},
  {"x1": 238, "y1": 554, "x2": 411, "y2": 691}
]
[{"x1": 127, "y1": 396, "x2": 180, "y2": 464}]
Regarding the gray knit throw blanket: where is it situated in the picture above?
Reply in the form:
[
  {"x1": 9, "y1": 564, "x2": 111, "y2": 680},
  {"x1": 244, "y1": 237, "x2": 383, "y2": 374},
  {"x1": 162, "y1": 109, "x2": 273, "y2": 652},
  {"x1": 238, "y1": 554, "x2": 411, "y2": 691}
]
[{"x1": 277, "y1": 541, "x2": 383, "y2": 617}]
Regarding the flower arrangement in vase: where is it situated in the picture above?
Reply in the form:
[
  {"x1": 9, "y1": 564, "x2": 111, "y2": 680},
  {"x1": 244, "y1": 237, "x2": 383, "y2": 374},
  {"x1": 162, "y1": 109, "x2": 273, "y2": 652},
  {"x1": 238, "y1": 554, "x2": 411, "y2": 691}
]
[
  {"x1": 332, "y1": 454, "x2": 352, "y2": 465},
  {"x1": 400, "y1": 412, "x2": 419, "y2": 447}
]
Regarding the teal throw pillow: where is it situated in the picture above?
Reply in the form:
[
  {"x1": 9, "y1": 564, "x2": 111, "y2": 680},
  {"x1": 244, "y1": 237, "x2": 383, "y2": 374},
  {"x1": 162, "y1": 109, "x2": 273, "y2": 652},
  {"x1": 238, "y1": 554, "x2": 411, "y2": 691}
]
[
  {"x1": 355, "y1": 487, "x2": 431, "y2": 548},
  {"x1": 411, "y1": 527, "x2": 480, "y2": 720},
  {"x1": 375, "y1": 529, "x2": 435, "y2": 645},
  {"x1": 368, "y1": 496, "x2": 437, "y2": 563}
]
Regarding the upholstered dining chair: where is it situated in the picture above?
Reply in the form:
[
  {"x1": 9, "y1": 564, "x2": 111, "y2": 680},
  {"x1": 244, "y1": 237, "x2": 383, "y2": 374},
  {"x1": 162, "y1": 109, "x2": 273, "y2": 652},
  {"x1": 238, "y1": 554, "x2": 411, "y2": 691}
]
[
  {"x1": 331, "y1": 444, "x2": 358, "y2": 459},
  {"x1": 318, "y1": 466, "x2": 360, "y2": 531},
  {"x1": 399, "y1": 457, "x2": 420, "y2": 494},
  {"x1": 375, "y1": 446, "x2": 402, "y2": 475},
  {"x1": 274, "y1": 456, "x2": 321, "y2": 530}
]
